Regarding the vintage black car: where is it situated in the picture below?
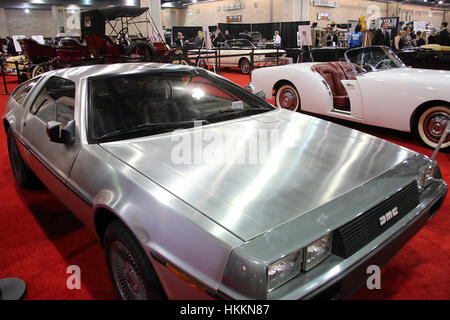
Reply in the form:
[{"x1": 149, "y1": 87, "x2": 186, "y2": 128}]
[{"x1": 395, "y1": 45, "x2": 450, "y2": 71}]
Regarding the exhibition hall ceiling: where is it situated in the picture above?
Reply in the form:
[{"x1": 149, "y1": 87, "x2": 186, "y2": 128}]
[
  {"x1": 371, "y1": 0, "x2": 450, "y2": 9},
  {"x1": 0, "y1": 0, "x2": 448, "y2": 10},
  {"x1": 0, "y1": 0, "x2": 140, "y2": 10}
]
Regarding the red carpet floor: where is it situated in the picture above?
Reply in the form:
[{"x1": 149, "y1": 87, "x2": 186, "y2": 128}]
[{"x1": 0, "y1": 72, "x2": 449, "y2": 300}]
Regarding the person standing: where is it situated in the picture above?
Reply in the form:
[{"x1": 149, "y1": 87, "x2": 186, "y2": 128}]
[
  {"x1": 333, "y1": 30, "x2": 339, "y2": 46},
  {"x1": 348, "y1": 24, "x2": 363, "y2": 48},
  {"x1": 224, "y1": 30, "x2": 232, "y2": 41},
  {"x1": 372, "y1": 21, "x2": 390, "y2": 47},
  {"x1": 417, "y1": 31, "x2": 427, "y2": 47},
  {"x1": 6, "y1": 37, "x2": 17, "y2": 56},
  {"x1": 175, "y1": 32, "x2": 185, "y2": 47},
  {"x1": 438, "y1": 22, "x2": 449, "y2": 46},
  {"x1": 273, "y1": 31, "x2": 281, "y2": 48},
  {"x1": 326, "y1": 27, "x2": 332, "y2": 46},
  {"x1": 402, "y1": 27, "x2": 414, "y2": 49},
  {"x1": 50, "y1": 37, "x2": 58, "y2": 46},
  {"x1": 394, "y1": 30, "x2": 407, "y2": 50},
  {"x1": 194, "y1": 30, "x2": 204, "y2": 48},
  {"x1": 428, "y1": 30, "x2": 438, "y2": 44}
]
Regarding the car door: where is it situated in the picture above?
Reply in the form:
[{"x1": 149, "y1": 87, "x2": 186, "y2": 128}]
[
  {"x1": 340, "y1": 76, "x2": 364, "y2": 119},
  {"x1": 21, "y1": 76, "x2": 80, "y2": 200},
  {"x1": 220, "y1": 41, "x2": 234, "y2": 66}
]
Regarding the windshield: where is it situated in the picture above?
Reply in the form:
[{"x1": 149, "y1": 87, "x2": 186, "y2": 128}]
[
  {"x1": 226, "y1": 39, "x2": 255, "y2": 49},
  {"x1": 345, "y1": 46, "x2": 405, "y2": 74},
  {"x1": 88, "y1": 69, "x2": 274, "y2": 143}
]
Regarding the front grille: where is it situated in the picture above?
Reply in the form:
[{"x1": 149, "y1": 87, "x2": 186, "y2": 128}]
[{"x1": 332, "y1": 181, "x2": 420, "y2": 258}]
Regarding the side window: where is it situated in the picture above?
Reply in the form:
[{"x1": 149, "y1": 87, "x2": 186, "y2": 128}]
[
  {"x1": 30, "y1": 77, "x2": 75, "y2": 126},
  {"x1": 11, "y1": 76, "x2": 41, "y2": 105}
]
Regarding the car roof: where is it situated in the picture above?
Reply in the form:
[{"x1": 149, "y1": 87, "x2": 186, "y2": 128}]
[{"x1": 46, "y1": 62, "x2": 196, "y2": 83}]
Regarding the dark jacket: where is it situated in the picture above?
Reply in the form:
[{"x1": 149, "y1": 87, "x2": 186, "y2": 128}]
[
  {"x1": 7, "y1": 40, "x2": 17, "y2": 55},
  {"x1": 175, "y1": 37, "x2": 185, "y2": 48},
  {"x1": 439, "y1": 28, "x2": 449, "y2": 46},
  {"x1": 372, "y1": 29, "x2": 390, "y2": 47},
  {"x1": 417, "y1": 38, "x2": 426, "y2": 47}
]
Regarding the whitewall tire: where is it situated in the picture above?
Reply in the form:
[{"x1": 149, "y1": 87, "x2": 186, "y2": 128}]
[
  {"x1": 275, "y1": 84, "x2": 300, "y2": 112},
  {"x1": 416, "y1": 105, "x2": 449, "y2": 150}
]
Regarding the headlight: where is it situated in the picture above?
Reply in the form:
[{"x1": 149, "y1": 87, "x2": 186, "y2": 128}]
[
  {"x1": 416, "y1": 161, "x2": 438, "y2": 192},
  {"x1": 266, "y1": 232, "x2": 333, "y2": 291},
  {"x1": 266, "y1": 250, "x2": 302, "y2": 292},
  {"x1": 303, "y1": 233, "x2": 333, "y2": 271}
]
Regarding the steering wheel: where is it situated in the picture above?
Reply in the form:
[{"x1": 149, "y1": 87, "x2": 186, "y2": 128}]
[
  {"x1": 117, "y1": 27, "x2": 130, "y2": 46},
  {"x1": 362, "y1": 63, "x2": 375, "y2": 72},
  {"x1": 374, "y1": 59, "x2": 392, "y2": 69}
]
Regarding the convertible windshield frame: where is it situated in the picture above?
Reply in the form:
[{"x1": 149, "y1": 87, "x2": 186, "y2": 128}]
[
  {"x1": 86, "y1": 67, "x2": 275, "y2": 144},
  {"x1": 344, "y1": 46, "x2": 406, "y2": 75}
]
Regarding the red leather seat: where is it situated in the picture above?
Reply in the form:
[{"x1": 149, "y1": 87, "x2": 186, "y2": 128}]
[
  {"x1": 311, "y1": 62, "x2": 350, "y2": 108},
  {"x1": 336, "y1": 61, "x2": 357, "y2": 80}
]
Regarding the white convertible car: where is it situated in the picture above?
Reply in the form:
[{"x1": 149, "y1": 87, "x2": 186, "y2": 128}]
[
  {"x1": 188, "y1": 39, "x2": 288, "y2": 74},
  {"x1": 247, "y1": 46, "x2": 450, "y2": 150}
]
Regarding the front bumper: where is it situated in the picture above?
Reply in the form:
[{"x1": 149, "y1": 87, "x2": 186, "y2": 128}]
[
  {"x1": 306, "y1": 191, "x2": 446, "y2": 299},
  {"x1": 218, "y1": 158, "x2": 448, "y2": 300},
  {"x1": 285, "y1": 181, "x2": 447, "y2": 300}
]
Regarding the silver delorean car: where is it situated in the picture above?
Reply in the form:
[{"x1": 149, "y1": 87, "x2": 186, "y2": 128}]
[{"x1": 3, "y1": 63, "x2": 447, "y2": 300}]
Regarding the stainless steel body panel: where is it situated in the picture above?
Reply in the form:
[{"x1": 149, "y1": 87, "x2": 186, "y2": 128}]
[
  {"x1": 3, "y1": 63, "x2": 446, "y2": 300},
  {"x1": 219, "y1": 154, "x2": 447, "y2": 299},
  {"x1": 102, "y1": 109, "x2": 415, "y2": 241}
]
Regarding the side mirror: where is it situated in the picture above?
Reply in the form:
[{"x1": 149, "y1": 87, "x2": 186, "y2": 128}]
[
  {"x1": 255, "y1": 90, "x2": 265, "y2": 100},
  {"x1": 46, "y1": 120, "x2": 75, "y2": 144}
]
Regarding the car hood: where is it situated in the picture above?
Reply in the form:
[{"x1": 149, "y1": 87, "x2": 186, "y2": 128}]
[{"x1": 101, "y1": 110, "x2": 416, "y2": 241}]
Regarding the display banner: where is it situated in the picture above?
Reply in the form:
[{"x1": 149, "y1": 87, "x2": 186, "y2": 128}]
[
  {"x1": 12, "y1": 35, "x2": 26, "y2": 52},
  {"x1": 297, "y1": 25, "x2": 312, "y2": 47},
  {"x1": 413, "y1": 21, "x2": 427, "y2": 32},
  {"x1": 202, "y1": 24, "x2": 212, "y2": 50},
  {"x1": 378, "y1": 17, "x2": 399, "y2": 29},
  {"x1": 32, "y1": 35, "x2": 45, "y2": 45}
]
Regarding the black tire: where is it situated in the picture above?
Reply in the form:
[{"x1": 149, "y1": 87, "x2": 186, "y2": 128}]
[
  {"x1": 125, "y1": 41, "x2": 155, "y2": 61},
  {"x1": 413, "y1": 104, "x2": 449, "y2": 151},
  {"x1": 6, "y1": 127, "x2": 42, "y2": 189},
  {"x1": 239, "y1": 58, "x2": 251, "y2": 75},
  {"x1": 103, "y1": 220, "x2": 166, "y2": 300},
  {"x1": 275, "y1": 83, "x2": 300, "y2": 112}
]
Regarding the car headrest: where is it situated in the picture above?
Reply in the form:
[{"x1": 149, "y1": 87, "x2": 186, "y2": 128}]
[{"x1": 144, "y1": 80, "x2": 172, "y2": 100}]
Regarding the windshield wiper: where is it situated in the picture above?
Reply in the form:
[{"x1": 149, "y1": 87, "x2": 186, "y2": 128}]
[
  {"x1": 96, "y1": 120, "x2": 209, "y2": 142},
  {"x1": 204, "y1": 107, "x2": 273, "y2": 119}
]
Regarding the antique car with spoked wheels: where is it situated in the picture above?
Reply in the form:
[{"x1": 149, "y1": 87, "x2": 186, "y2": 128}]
[
  {"x1": 80, "y1": 6, "x2": 175, "y2": 64},
  {"x1": 3, "y1": 63, "x2": 447, "y2": 299},
  {"x1": 13, "y1": 6, "x2": 177, "y2": 82},
  {"x1": 247, "y1": 46, "x2": 450, "y2": 151}
]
